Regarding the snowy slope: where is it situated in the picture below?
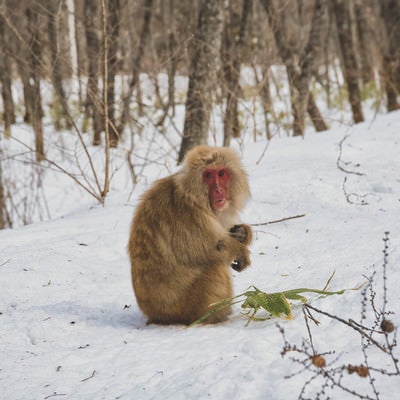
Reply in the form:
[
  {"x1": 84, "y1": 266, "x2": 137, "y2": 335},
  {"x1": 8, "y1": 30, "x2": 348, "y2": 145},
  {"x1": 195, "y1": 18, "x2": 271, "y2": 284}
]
[{"x1": 1, "y1": 111, "x2": 400, "y2": 400}]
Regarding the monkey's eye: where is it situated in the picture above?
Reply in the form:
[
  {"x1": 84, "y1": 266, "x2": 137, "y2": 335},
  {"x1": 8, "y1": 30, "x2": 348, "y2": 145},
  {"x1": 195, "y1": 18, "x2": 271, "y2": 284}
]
[
  {"x1": 204, "y1": 171, "x2": 212, "y2": 180},
  {"x1": 218, "y1": 170, "x2": 225, "y2": 177}
]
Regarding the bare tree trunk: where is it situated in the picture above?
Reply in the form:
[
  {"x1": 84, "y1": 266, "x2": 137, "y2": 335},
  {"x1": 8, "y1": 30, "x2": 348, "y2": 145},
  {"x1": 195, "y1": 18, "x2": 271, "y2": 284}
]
[
  {"x1": 178, "y1": 0, "x2": 224, "y2": 163},
  {"x1": 47, "y1": 0, "x2": 72, "y2": 130},
  {"x1": 167, "y1": 0, "x2": 177, "y2": 118},
  {"x1": 222, "y1": 0, "x2": 250, "y2": 146},
  {"x1": 153, "y1": 0, "x2": 178, "y2": 127},
  {"x1": 252, "y1": 1, "x2": 273, "y2": 140},
  {"x1": 307, "y1": 92, "x2": 328, "y2": 132},
  {"x1": 118, "y1": 0, "x2": 153, "y2": 135},
  {"x1": 83, "y1": 0, "x2": 103, "y2": 145},
  {"x1": 379, "y1": 0, "x2": 400, "y2": 111},
  {"x1": 15, "y1": 62, "x2": 32, "y2": 124},
  {"x1": 66, "y1": 0, "x2": 78, "y2": 79},
  {"x1": 259, "y1": 63, "x2": 272, "y2": 140},
  {"x1": 332, "y1": 0, "x2": 364, "y2": 123},
  {"x1": 260, "y1": 0, "x2": 327, "y2": 136},
  {"x1": 1, "y1": 4, "x2": 28, "y2": 125},
  {"x1": 9, "y1": 3, "x2": 44, "y2": 133},
  {"x1": 26, "y1": 5, "x2": 45, "y2": 161},
  {"x1": 72, "y1": 0, "x2": 86, "y2": 107},
  {"x1": 106, "y1": 0, "x2": 120, "y2": 147},
  {"x1": 382, "y1": 56, "x2": 400, "y2": 112},
  {"x1": 0, "y1": 14, "x2": 16, "y2": 138},
  {"x1": 354, "y1": 0, "x2": 374, "y2": 85},
  {"x1": 0, "y1": 154, "x2": 8, "y2": 229}
]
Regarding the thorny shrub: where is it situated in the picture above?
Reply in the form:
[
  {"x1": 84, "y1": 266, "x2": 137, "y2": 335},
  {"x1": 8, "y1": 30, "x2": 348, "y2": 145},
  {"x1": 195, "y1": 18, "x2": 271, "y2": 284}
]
[{"x1": 279, "y1": 232, "x2": 399, "y2": 400}]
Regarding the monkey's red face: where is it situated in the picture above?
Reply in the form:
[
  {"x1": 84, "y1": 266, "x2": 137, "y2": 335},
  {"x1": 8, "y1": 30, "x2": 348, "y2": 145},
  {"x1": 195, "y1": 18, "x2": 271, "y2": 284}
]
[{"x1": 203, "y1": 167, "x2": 230, "y2": 210}]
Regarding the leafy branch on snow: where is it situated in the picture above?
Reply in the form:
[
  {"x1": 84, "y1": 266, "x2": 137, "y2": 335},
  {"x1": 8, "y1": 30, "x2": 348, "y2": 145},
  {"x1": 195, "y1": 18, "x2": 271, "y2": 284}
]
[{"x1": 191, "y1": 271, "x2": 362, "y2": 327}]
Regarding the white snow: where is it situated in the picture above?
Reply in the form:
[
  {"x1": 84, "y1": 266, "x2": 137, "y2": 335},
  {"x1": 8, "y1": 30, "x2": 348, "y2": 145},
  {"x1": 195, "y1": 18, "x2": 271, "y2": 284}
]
[{"x1": 1, "y1": 109, "x2": 400, "y2": 399}]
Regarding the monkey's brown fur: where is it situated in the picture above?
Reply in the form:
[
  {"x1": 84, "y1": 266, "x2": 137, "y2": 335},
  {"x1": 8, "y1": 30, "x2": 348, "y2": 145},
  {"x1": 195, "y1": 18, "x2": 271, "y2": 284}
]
[{"x1": 128, "y1": 146, "x2": 252, "y2": 325}]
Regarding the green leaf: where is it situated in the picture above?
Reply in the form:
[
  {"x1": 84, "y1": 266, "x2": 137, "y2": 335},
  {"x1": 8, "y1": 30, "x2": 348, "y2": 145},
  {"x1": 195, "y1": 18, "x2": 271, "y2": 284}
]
[
  {"x1": 284, "y1": 292, "x2": 308, "y2": 302},
  {"x1": 282, "y1": 287, "x2": 345, "y2": 299},
  {"x1": 257, "y1": 292, "x2": 293, "y2": 319}
]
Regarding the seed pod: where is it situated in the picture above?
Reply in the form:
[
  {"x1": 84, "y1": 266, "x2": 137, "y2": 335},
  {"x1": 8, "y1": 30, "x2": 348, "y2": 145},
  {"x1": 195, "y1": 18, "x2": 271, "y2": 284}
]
[
  {"x1": 347, "y1": 364, "x2": 369, "y2": 378},
  {"x1": 356, "y1": 365, "x2": 369, "y2": 378},
  {"x1": 311, "y1": 355, "x2": 326, "y2": 368},
  {"x1": 381, "y1": 319, "x2": 395, "y2": 333}
]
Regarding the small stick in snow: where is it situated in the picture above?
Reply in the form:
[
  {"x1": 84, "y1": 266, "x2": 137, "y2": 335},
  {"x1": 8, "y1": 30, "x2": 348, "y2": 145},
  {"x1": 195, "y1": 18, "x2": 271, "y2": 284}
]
[
  {"x1": 256, "y1": 140, "x2": 271, "y2": 165},
  {"x1": 44, "y1": 393, "x2": 67, "y2": 399},
  {"x1": 0, "y1": 259, "x2": 10, "y2": 267},
  {"x1": 81, "y1": 370, "x2": 96, "y2": 382},
  {"x1": 336, "y1": 135, "x2": 364, "y2": 176},
  {"x1": 342, "y1": 176, "x2": 369, "y2": 206},
  {"x1": 251, "y1": 213, "x2": 306, "y2": 227}
]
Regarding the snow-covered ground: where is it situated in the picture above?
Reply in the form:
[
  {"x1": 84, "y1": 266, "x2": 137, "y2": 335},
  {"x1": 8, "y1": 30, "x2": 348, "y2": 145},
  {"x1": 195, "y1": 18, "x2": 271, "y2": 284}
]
[{"x1": 1, "y1": 109, "x2": 400, "y2": 399}]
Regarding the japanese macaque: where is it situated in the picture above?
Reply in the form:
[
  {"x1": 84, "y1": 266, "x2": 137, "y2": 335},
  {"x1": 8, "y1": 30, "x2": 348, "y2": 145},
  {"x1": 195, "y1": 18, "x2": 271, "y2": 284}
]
[{"x1": 128, "y1": 145, "x2": 252, "y2": 325}]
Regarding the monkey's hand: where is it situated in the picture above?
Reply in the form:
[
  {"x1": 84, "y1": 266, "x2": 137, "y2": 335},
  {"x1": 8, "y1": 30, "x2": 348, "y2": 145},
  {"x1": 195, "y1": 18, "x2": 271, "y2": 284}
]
[
  {"x1": 231, "y1": 247, "x2": 251, "y2": 272},
  {"x1": 229, "y1": 224, "x2": 253, "y2": 245},
  {"x1": 231, "y1": 259, "x2": 243, "y2": 271}
]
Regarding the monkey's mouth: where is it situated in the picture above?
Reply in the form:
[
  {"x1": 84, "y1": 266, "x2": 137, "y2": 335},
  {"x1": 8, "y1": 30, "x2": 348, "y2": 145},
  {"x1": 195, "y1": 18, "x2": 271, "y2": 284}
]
[
  {"x1": 213, "y1": 198, "x2": 227, "y2": 209},
  {"x1": 210, "y1": 188, "x2": 228, "y2": 210}
]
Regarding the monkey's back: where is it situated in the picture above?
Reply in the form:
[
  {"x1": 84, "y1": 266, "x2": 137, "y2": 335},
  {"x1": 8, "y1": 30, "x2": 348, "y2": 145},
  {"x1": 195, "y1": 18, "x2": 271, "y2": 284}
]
[{"x1": 128, "y1": 176, "x2": 233, "y2": 324}]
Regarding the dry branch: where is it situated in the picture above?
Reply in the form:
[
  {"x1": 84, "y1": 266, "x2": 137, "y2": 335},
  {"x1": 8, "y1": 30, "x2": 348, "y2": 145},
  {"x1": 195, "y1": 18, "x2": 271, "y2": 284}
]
[{"x1": 251, "y1": 213, "x2": 306, "y2": 227}]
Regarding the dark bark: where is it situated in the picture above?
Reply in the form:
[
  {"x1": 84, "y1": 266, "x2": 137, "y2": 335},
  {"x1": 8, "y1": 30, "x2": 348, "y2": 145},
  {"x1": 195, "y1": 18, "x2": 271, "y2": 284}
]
[
  {"x1": 332, "y1": 0, "x2": 364, "y2": 123},
  {"x1": 307, "y1": 92, "x2": 328, "y2": 132},
  {"x1": 379, "y1": 0, "x2": 400, "y2": 111},
  {"x1": 0, "y1": 14, "x2": 16, "y2": 137},
  {"x1": 178, "y1": 0, "x2": 224, "y2": 163}
]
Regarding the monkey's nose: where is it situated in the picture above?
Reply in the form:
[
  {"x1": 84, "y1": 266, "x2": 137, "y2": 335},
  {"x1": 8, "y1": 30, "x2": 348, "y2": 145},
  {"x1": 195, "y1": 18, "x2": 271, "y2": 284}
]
[{"x1": 214, "y1": 185, "x2": 222, "y2": 193}]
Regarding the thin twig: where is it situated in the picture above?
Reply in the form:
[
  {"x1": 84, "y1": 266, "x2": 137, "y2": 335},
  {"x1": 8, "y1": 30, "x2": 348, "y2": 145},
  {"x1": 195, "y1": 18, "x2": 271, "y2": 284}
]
[
  {"x1": 9, "y1": 136, "x2": 100, "y2": 201},
  {"x1": 251, "y1": 213, "x2": 306, "y2": 227},
  {"x1": 81, "y1": 370, "x2": 96, "y2": 382},
  {"x1": 44, "y1": 393, "x2": 67, "y2": 399},
  {"x1": 303, "y1": 306, "x2": 317, "y2": 355},
  {"x1": 304, "y1": 303, "x2": 389, "y2": 353}
]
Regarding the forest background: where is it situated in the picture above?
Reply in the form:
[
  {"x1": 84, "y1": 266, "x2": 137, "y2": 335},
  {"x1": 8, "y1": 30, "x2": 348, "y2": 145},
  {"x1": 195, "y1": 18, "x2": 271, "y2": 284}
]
[{"x1": 0, "y1": 0, "x2": 400, "y2": 229}]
